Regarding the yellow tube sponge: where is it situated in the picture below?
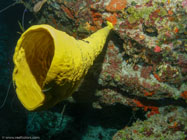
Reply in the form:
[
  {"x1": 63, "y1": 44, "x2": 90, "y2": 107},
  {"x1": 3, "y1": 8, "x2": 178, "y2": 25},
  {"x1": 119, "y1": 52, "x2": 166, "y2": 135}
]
[{"x1": 13, "y1": 22, "x2": 113, "y2": 111}]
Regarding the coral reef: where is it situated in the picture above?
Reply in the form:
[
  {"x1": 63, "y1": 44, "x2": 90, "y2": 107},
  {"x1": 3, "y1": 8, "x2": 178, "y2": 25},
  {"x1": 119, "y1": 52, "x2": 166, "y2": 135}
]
[
  {"x1": 113, "y1": 106, "x2": 187, "y2": 140},
  {"x1": 22, "y1": 0, "x2": 187, "y2": 100},
  {"x1": 14, "y1": 0, "x2": 187, "y2": 139}
]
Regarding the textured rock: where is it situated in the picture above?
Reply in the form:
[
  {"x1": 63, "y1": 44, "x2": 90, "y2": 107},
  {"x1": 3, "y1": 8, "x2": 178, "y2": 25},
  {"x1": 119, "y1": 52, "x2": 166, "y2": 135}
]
[
  {"x1": 20, "y1": 0, "x2": 187, "y2": 139},
  {"x1": 22, "y1": 0, "x2": 187, "y2": 102},
  {"x1": 113, "y1": 106, "x2": 187, "y2": 140}
]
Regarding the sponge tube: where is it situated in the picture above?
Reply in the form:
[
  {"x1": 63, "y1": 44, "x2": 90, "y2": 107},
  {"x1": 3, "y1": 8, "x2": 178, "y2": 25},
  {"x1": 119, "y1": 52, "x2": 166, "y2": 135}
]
[{"x1": 13, "y1": 22, "x2": 113, "y2": 111}]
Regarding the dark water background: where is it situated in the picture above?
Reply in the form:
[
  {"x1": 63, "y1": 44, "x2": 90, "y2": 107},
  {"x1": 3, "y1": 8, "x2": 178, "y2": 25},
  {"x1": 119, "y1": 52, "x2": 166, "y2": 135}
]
[{"x1": 0, "y1": 0, "x2": 28, "y2": 136}]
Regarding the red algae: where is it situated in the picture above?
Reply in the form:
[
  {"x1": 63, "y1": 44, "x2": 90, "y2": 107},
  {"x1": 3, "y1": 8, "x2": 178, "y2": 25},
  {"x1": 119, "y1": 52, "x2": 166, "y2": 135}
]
[
  {"x1": 133, "y1": 99, "x2": 159, "y2": 118},
  {"x1": 106, "y1": 0, "x2": 127, "y2": 12},
  {"x1": 144, "y1": 90, "x2": 154, "y2": 96},
  {"x1": 181, "y1": 91, "x2": 187, "y2": 99},
  {"x1": 106, "y1": 13, "x2": 118, "y2": 25},
  {"x1": 153, "y1": 73, "x2": 162, "y2": 82},
  {"x1": 91, "y1": 11, "x2": 103, "y2": 28},
  {"x1": 154, "y1": 45, "x2": 161, "y2": 52},
  {"x1": 141, "y1": 66, "x2": 153, "y2": 79},
  {"x1": 61, "y1": 5, "x2": 75, "y2": 20}
]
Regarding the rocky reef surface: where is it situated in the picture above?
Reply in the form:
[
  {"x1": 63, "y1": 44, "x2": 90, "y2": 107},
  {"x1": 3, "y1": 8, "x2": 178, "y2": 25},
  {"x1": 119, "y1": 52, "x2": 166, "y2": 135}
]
[{"x1": 3, "y1": 0, "x2": 186, "y2": 139}]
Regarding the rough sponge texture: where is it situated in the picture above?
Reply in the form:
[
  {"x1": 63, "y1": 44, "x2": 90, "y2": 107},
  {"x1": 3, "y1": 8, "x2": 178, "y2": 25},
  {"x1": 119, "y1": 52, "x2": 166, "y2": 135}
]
[{"x1": 13, "y1": 23, "x2": 113, "y2": 111}]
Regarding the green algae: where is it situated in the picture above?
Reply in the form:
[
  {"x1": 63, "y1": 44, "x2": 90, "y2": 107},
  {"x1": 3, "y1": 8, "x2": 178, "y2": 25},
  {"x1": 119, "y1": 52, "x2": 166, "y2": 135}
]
[{"x1": 126, "y1": 6, "x2": 155, "y2": 24}]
